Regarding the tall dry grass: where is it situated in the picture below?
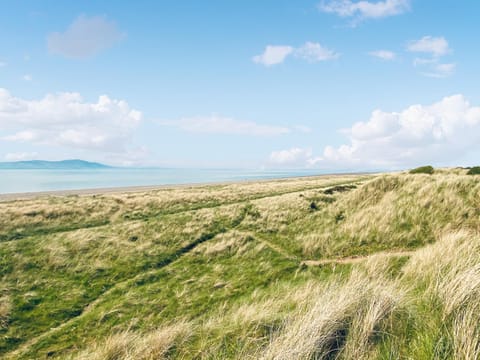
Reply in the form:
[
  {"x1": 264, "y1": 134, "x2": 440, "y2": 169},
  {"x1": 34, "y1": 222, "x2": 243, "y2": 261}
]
[
  {"x1": 296, "y1": 173, "x2": 480, "y2": 258},
  {"x1": 403, "y1": 231, "x2": 480, "y2": 360},
  {"x1": 70, "y1": 321, "x2": 192, "y2": 360},
  {"x1": 260, "y1": 270, "x2": 405, "y2": 360}
]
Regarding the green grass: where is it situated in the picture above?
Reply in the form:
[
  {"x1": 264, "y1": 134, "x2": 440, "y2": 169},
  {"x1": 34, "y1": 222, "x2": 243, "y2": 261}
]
[{"x1": 1, "y1": 171, "x2": 480, "y2": 359}]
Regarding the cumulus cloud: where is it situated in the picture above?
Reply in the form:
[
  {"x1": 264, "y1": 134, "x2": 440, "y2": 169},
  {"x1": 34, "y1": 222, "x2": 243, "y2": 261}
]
[
  {"x1": 0, "y1": 88, "x2": 142, "y2": 153},
  {"x1": 407, "y1": 36, "x2": 450, "y2": 57},
  {"x1": 269, "y1": 147, "x2": 315, "y2": 167},
  {"x1": 253, "y1": 42, "x2": 338, "y2": 66},
  {"x1": 47, "y1": 15, "x2": 124, "y2": 59},
  {"x1": 161, "y1": 115, "x2": 290, "y2": 136},
  {"x1": 252, "y1": 45, "x2": 294, "y2": 66},
  {"x1": 269, "y1": 95, "x2": 480, "y2": 169},
  {"x1": 319, "y1": 0, "x2": 410, "y2": 22},
  {"x1": 323, "y1": 95, "x2": 480, "y2": 168},
  {"x1": 369, "y1": 50, "x2": 396, "y2": 60}
]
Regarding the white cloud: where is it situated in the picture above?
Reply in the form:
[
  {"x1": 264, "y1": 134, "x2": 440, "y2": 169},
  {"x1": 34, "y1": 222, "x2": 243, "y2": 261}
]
[
  {"x1": 22, "y1": 74, "x2": 32, "y2": 81},
  {"x1": 47, "y1": 15, "x2": 124, "y2": 59},
  {"x1": 422, "y1": 63, "x2": 456, "y2": 78},
  {"x1": 369, "y1": 50, "x2": 396, "y2": 60},
  {"x1": 322, "y1": 95, "x2": 480, "y2": 168},
  {"x1": 0, "y1": 88, "x2": 142, "y2": 153},
  {"x1": 4, "y1": 152, "x2": 38, "y2": 161},
  {"x1": 407, "y1": 36, "x2": 450, "y2": 57},
  {"x1": 269, "y1": 95, "x2": 480, "y2": 169},
  {"x1": 319, "y1": 0, "x2": 410, "y2": 20},
  {"x1": 269, "y1": 147, "x2": 314, "y2": 166},
  {"x1": 252, "y1": 45, "x2": 294, "y2": 66},
  {"x1": 295, "y1": 42, "x2": 339, "y2": 62},
  {"x1": 253, "y1": 42, "x2": 338, "y2": 66},
  {"x1": 0, "y1": 61, "x2": 6, "y2": 67},
  {"x1": 408, "y1": 37, "x2": 454, "y2": 78},
  {"x1": 161, "y1": 115, "x2": 290, "y2": 136},
  {"x1": 2, "y1": 130, "x2": 37, "y2": 141}
]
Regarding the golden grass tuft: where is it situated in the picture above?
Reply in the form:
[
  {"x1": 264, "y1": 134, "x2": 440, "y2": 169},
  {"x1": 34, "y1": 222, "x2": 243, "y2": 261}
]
[
  {"x1": 452, "y1": 305, "x2": 480, "y2": 360},
  {"x1": 195, "y1": 230, "x2": 255, "y2": 257},
  {"x1": 71, "y1": 321, "x2": 192, "y2": 360},
  {"x1": 260, "y1": 271, "x2": 404, "y2": 360},
  {"x1": 0, "y1": 295, "x2": 11, "y2": 329}
]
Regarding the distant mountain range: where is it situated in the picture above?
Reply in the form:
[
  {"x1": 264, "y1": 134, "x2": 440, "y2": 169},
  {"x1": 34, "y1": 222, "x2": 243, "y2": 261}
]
[{"x1": 0, "y1": 159, "x2": 111, "y2": 170}]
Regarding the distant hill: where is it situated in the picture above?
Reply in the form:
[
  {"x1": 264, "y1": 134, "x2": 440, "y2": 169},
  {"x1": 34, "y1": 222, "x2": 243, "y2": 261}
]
[{"x1": 0, "y1": 159, "x2": 111, "y2": 169}]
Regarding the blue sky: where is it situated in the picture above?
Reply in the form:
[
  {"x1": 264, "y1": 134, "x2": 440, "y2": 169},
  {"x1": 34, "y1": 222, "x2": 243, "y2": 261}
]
[{"x1": 1, "y1": 0, "x2": 480, "y2": 169}]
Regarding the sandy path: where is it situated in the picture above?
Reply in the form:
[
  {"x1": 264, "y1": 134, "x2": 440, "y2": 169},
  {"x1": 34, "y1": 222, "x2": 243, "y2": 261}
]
[{"x1": 301, "y1": 249, "x2": 416, "y2": 266}]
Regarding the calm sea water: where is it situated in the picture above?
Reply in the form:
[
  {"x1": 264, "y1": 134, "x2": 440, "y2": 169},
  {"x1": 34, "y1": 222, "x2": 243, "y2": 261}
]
[{"x1": 0, "y1": 168, "x2": 326, "y2": 194}]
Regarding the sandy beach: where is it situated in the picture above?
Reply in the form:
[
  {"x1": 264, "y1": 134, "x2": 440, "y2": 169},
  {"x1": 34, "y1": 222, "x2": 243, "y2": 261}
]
[{"x1": 0, "y1": 172, "x2": 370, "y2": 202}]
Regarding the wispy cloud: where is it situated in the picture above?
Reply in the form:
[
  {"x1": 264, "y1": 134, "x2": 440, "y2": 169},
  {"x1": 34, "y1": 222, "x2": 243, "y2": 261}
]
[
  {"x1": 252, "y1": 45, "x2": 294, "y2": 66},
  {"x1": 319, "y1": 0, "x2": 410, "y2": 23},
  {"x1": 22, "y1": 74, "x2": 32, "y2": 81},
  {"x1": 421, "y1": 63, "x2": 456, "y2": 78},
  {"x1": 47, "y1": 15, "x2": 124, "y2": 59},
  {"x1": 160, "y1": 115, "x2": 291, "y2": 136},
  {"x1": 408, "y1": 36, "x2": 454, "y2": 77},
  {"x1": 369, "y1": 50, "x2": 396, "y2": 60},
  {"x1": 407, "y1": 36, "x2": 450, "y2": 57},
  {"x1": 4, "y1": 152, "x2": 39, "y2": 161},
  {"x1": 295, "y1": 42, "x2": 339, "y2": 62},
  {"x1": 253, "y1": 42, "x2": 338, "y2": 66}
]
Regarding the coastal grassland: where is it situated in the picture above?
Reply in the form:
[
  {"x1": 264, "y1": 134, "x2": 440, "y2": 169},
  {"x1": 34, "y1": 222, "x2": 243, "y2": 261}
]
[{"x1": 1, "y1": 169, "x2": 480, "y2": 359}]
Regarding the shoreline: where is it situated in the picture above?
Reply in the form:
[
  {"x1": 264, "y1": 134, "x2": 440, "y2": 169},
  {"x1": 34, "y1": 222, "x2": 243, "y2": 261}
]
[{"x1": 0, "y1": 172, "x2": 372, "y2": 202}]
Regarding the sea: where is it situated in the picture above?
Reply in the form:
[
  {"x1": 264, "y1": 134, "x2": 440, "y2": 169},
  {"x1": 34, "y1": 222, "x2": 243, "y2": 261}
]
[{"x1": 0, "y1": 168, "x2": 327, "y2": 194}]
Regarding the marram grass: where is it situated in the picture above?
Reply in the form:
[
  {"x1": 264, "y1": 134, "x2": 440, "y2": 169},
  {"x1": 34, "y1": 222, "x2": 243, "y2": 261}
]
[{"x1": 1, "y1": 169, "x2": 480, "y2": 359}]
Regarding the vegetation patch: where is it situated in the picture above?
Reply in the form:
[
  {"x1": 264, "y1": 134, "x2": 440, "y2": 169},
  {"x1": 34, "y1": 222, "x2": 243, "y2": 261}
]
[
  {"x1": 2, "y1": 170, "x2": 480, "y2": 359},
  {"x1": 409, "y1": 165, "x2": 435, "y2": 174},
  {"x1": 467, "y1": 166, "x2": 480, "y2": 175}
]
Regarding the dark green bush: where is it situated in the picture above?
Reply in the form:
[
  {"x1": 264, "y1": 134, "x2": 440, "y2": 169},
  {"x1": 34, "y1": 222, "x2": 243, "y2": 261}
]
[
  {"x1": 467, "y1": 166, "x2": 480, "y2": 175},
  {"x1": 409, "y1": 165, "x2": 434, "y2": 175}
]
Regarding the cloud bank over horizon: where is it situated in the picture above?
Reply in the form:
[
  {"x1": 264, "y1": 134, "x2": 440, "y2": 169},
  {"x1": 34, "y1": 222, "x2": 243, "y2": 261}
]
[
  {"x1": 2, "y1": 89, "x2": 479, "y2": 170},
  {"x1": 269, "y1": 95, "x2": 480, "y2": 169},
  {"x1": 0, "y1": 88, "x2": 143, "y2": 164}
]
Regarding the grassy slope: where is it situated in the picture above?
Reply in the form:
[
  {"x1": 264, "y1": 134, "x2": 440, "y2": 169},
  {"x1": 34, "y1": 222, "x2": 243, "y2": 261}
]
[{"x1": 1, "y1": 170, "x2": 480, "y2": 359}]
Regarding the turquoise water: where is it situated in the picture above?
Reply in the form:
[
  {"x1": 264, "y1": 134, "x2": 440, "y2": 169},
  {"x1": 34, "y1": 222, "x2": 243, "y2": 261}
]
[{"x1": 0, "y1": 168, "x2": 325, "y2": 194}]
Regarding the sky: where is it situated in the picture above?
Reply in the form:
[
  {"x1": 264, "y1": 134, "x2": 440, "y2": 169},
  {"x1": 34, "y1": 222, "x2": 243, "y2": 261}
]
[{"x1": 1, "y1": 0, "x2": 480, "y2": 170}]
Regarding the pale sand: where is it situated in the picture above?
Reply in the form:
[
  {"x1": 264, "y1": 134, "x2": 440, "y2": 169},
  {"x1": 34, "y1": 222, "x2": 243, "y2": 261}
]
[{"x1": 0, "y1": 172, "x2": 372, "y2": 202}]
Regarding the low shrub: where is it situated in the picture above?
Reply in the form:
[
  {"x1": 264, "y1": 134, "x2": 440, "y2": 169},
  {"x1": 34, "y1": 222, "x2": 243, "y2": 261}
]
[
  {"x1": 409, "y1": 165, "x2": 434, "y2": 175},
  {"x1": 467, "y1": 166, "x2": 480, "y2": 175}
]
